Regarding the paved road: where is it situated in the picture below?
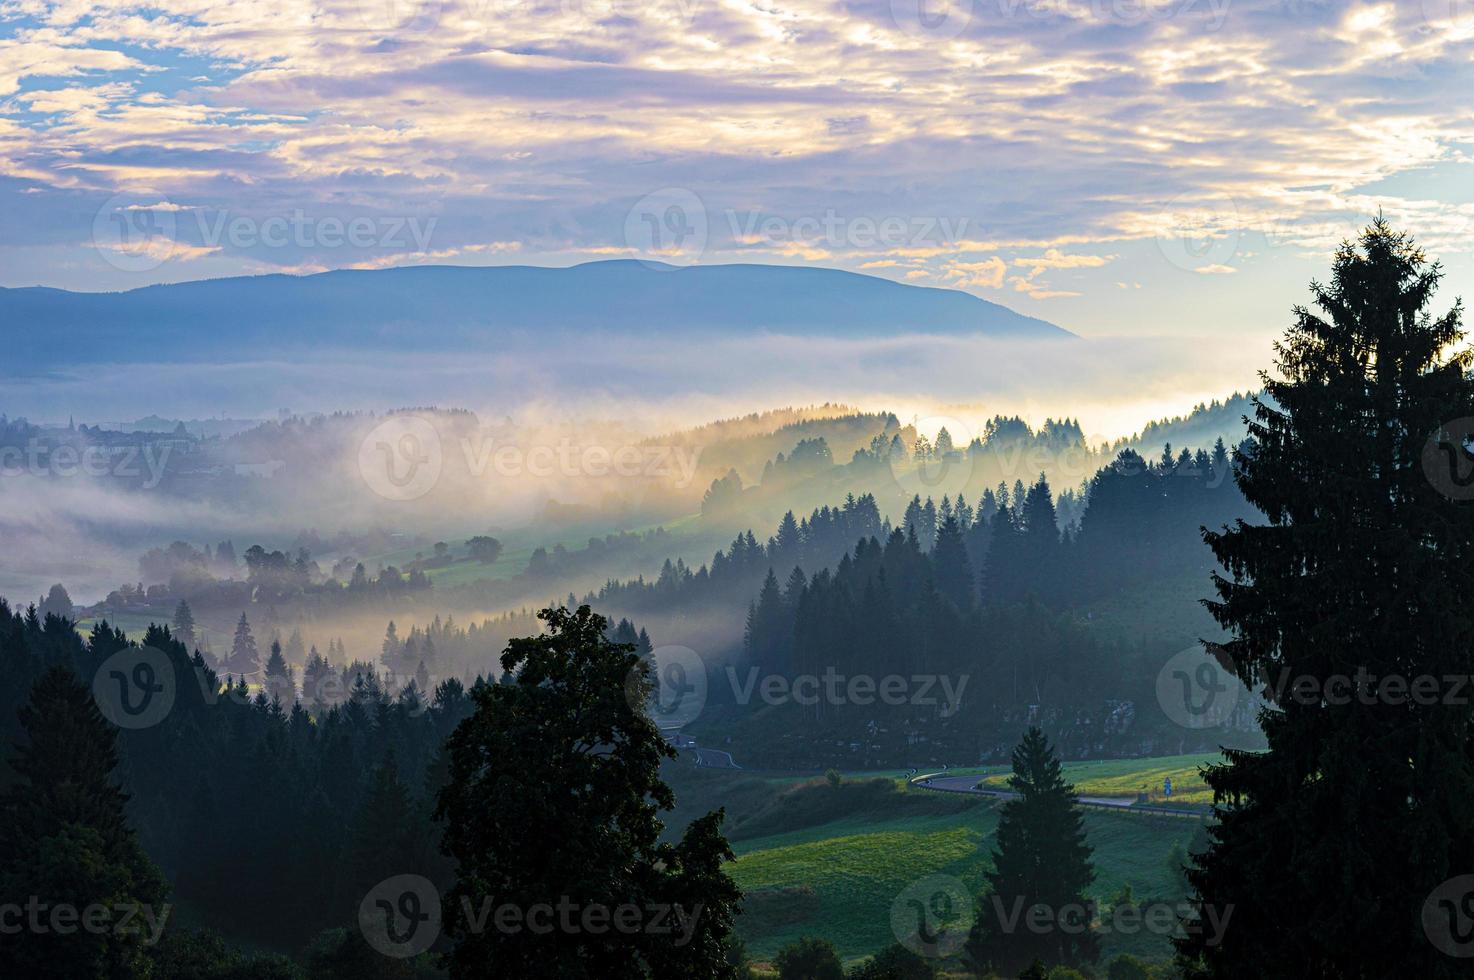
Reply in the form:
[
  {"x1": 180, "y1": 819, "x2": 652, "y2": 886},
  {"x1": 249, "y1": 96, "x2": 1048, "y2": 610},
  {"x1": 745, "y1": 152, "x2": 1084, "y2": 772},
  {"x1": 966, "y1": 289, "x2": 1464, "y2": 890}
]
[
  {"x1": 691, "y1": 746, "x2": 742, "y2": 770},
  {"x1": 912, "y1": 772, "x2": 1203, "y2": 819}
]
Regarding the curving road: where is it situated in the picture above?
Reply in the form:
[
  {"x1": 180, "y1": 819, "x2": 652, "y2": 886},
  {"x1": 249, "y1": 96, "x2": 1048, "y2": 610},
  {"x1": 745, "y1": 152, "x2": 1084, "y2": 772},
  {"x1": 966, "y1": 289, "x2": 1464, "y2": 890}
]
[{"x1": 911, "y1": 771, "x2": 1204, "y2": 819}]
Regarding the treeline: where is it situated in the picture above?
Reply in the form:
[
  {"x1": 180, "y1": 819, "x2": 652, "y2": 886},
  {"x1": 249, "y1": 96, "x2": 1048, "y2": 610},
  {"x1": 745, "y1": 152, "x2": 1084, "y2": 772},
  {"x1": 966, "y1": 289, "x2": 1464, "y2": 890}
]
[
  {"x1": 610, "y1": 440, "x2": 1244, "y2": 663},
  {"x1": 596, "y1": 441, "x2": 1253, "y2": 765},
  {"x1": 0, "y1": 602, "x2": 459, "y2": 951},
  {"x1": 0, "y1": 599, "x2": 646, "y2": 958},
  {"x1": 592, "y1": 492, "x2": 888, "y2": 614}
]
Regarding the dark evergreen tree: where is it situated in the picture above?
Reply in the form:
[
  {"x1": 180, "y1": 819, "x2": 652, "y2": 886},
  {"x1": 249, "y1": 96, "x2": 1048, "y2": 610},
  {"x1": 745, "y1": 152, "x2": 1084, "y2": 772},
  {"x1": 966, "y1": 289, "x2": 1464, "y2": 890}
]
[
  {"x1": 263, "y1": 639, "x2": 293, "y2": 704},
  {"x1": 966, "y1": 727, "x2": 1097, "y2": 975},
  {"x1": 931, "y1": 514, "x2": 976, "y2": 612},
  {"x1": 0, "y1": 666, "x2": 169, "y2": 978},
  {"x1": 1179, "y1": 221, "x2": 1474, "y2": 978},
  {"x1": 226, "y1": 611, "x2": 259, "y2": 678},
  {"x1": 172, "y1": 599, "x2": 196, "y2": 649},
  {"x1": 347, "y1": 751, "x2": 422, "y2": 906}
]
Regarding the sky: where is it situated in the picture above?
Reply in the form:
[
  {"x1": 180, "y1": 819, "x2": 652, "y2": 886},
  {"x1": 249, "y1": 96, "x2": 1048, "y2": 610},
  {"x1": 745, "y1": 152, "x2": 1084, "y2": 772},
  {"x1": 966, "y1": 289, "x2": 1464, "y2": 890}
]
[{"x1": 2, "y1": 0, "x2": 1473, "y2": 346}]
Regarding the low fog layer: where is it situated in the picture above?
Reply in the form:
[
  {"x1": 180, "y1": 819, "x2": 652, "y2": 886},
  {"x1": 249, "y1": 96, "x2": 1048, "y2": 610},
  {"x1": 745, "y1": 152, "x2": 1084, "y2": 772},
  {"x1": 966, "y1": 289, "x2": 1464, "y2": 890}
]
[{"x1": 9, "y1": 330, "x2": 1268, "y2": 437}]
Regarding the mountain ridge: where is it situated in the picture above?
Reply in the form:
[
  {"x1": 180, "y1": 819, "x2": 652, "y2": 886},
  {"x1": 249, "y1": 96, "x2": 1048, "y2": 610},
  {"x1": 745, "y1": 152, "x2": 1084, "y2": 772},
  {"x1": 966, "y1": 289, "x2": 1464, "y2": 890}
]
[{"x1": 0, "y1": 260, "x2": 1072, "y2": 372}]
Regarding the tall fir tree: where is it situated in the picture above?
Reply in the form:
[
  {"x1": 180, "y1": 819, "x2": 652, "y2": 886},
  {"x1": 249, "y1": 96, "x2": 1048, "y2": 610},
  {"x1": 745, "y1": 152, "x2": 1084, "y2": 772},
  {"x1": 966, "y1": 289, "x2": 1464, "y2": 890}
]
[
  {"x1": 966, "y1": 727, "x2": 1097, "y2": 975},
  {"x1": 347, "y1": 750, "x2": 422, "y2": 906},
  {"x1": 0, "y1": 666, "x2": 169, "y2": 978},
  {"x1": 227, "y1": 611, "x2": 259, "y2": 678},
  {"x1": 931, "y1": 514, "x2": 976, "y2": 612},
  {"x1": 1179, "y1": 222, "x2": 1474, "y2": 977},
  {"x1": 263, "y1": 639, "x2": 293, "y2": 705},
  {"x1": 172, "y1": 599, "x2": 196, "y2": 649}
]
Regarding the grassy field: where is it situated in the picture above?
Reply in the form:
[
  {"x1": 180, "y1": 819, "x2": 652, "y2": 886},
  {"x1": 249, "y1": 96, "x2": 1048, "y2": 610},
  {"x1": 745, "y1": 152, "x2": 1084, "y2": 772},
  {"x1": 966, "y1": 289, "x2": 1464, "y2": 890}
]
[
  {"x1": 728, "y1": 791, "x2": 1200, "y2": 968},
  {"x1": 977, "y1": 752, "x2": 1222, "y2": 806},
  {"x1": 665, "y1": 759, "x2": 1211, "y2": 972}
]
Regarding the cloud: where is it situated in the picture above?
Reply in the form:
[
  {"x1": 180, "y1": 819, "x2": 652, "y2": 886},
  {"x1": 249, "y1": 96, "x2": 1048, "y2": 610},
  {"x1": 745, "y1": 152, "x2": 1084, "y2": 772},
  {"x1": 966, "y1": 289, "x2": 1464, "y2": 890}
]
[
  {"x1": 0, "y1": 0, "x2": 1471, "y2": 332},
  {"x1": 942, "y1": 257, "x2": 1007, "y2": 289},
  {"x1": 1013, "y1": 248, "x2": 1115, "y2": 272}
]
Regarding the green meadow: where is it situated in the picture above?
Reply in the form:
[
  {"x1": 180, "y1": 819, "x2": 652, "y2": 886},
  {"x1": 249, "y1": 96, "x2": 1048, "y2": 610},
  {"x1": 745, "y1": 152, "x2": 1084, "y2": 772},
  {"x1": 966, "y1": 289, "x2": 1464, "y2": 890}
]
[{"x1": 665, "y1": 758, "x2": 1215, "y2": 973}]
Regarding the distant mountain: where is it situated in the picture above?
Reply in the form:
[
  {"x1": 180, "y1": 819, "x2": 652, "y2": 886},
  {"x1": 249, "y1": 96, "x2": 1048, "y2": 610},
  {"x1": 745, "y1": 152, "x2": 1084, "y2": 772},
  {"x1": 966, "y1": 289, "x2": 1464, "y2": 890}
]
[{"x1": 0, "y1": 261, "x2": 1070, "y2": 371}]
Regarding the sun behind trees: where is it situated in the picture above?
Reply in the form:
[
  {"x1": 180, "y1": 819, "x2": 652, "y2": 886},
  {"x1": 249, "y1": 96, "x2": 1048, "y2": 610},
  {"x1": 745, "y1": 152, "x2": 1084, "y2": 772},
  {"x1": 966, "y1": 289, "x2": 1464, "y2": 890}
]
[
  {"x1": 435, "y1": 605, "x2": 743, "y2": 979},
  {"x1": 1180, "y1": 220, "x2": 1474, "y2": 977}
]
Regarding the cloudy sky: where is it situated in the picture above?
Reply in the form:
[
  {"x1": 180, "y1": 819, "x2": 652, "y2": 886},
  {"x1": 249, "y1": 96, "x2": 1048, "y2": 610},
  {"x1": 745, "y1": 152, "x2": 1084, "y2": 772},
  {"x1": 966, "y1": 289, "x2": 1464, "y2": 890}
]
[{"x1": 2, "y1": 0, "x2": 1473, "y2": 342}]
